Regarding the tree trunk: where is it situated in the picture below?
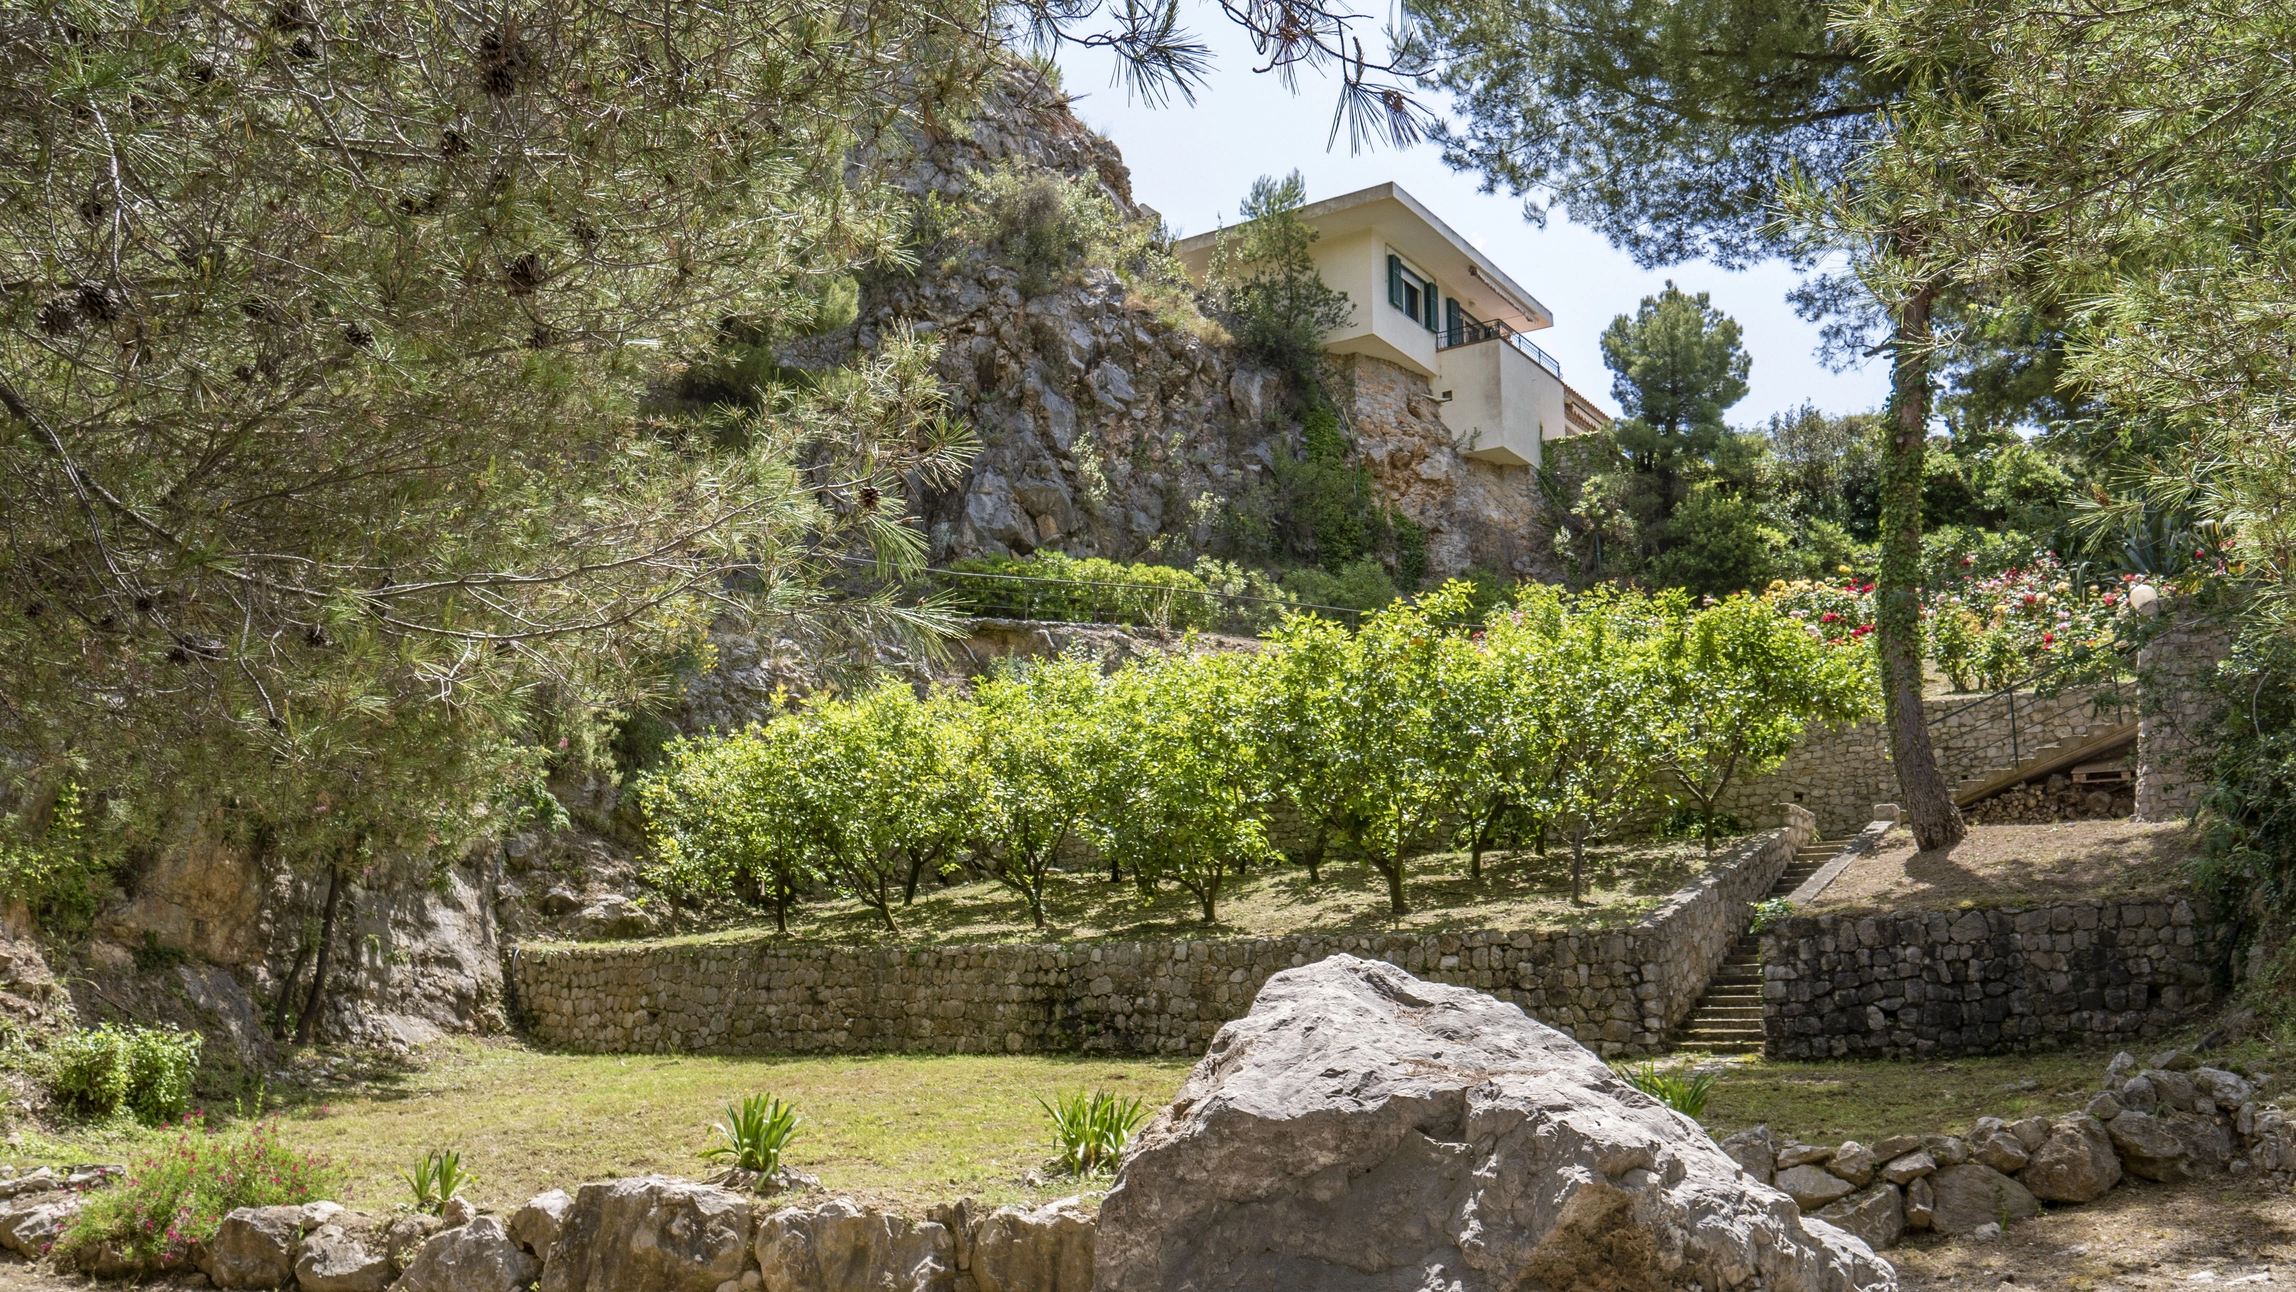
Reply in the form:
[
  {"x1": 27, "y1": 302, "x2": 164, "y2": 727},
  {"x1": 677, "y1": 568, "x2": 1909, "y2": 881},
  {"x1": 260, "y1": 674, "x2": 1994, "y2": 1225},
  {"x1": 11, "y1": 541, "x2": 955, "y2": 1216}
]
[
  {"x1": 294, "y1": 863, "x2": 346, "y2": 1046},
  {"x1": 773, "y1": 878, "x2": 790, "y2": 934},
  {"x1": 271, "y1": 934, "x2": 312, "y2": 1041},
  {"x1": 903, "y1": 847, "x2": 930, "y2": 905},
  {"x1": 1302, "y1": 824, "x2": 1326, "y2": 883},
  {"x1": 1879, "y1": 273, "x2": 1967, "y2": 852},
  {"x1": 1470, "y1": 800, "x2": 1506, "y2": 881},
  {"x1": 1383, "y1": 850, "x2": 1410, "y2": 916}
]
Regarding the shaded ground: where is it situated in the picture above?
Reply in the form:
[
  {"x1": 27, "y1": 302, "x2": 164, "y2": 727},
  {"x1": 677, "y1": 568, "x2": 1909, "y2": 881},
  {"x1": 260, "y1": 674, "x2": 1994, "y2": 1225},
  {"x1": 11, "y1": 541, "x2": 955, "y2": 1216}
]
[
  {"x1": 1891, "y1": 1177, "x2": 2296, "y2": 1292},
  {"x1": 1807, "y1": 821, "x2": 2200, "y2": 913},
  {"x1": 622, "y1": 838, "x2": 1730, "y2": 949}
]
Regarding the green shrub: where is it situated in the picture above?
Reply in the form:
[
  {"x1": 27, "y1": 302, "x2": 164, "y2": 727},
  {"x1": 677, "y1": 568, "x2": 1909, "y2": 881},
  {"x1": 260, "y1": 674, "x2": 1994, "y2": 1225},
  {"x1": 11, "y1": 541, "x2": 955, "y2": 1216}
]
[
  {"x1": 1040, "y1": 1089, "x2": 1147, "y2": 1177},
  {"x1": 945, "y1": 553, "x2": 1221, "y2": 630},
  {"x1": 47, "y1": 1024, "x2": 202, "y2": 1124},
  {"x1": 1747, "y1": 897, "x2": 1794, "y2": 934},
  {"x1": 1280, "y1": 558, "x2": 1398, "y2": 614},
  {"x1": 701, "y1": 1093, "x2": 802, "y2": 1180},
  {"x1": 60, "y1": 1119, "x2": 340, "y2": 1267},
  {"x1": 1618, "y1": 1062, "x2": 1719, "y2": 1118},
  {"x1": 0, "y1": 783, "x2": 116, "y2": 936},
  {"x1": 401, "y1": 1147, "x2": 475, "y2": 1214}
]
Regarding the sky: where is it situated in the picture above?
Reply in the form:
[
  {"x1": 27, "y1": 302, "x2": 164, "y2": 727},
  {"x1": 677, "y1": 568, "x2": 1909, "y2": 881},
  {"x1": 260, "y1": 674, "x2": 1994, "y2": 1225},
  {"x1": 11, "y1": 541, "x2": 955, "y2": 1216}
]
[{"x1": 1053, "y1": 20, "x2": 1892, "y2": 425}]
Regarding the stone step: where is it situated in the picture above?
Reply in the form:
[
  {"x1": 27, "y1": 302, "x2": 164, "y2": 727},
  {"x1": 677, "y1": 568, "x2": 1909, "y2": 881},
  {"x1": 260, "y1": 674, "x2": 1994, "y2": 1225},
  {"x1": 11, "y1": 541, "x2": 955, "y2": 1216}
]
[
  {"x1": 1696, "y1": 1003, "x2": 1764, "y2": 1017},
  {"x1": 1676, "y1": 1033, "x2": 1764, "y2": 1048},
  {"x1": 1679, "y1": 1023, "x2": 1764, "y2": 1038}
]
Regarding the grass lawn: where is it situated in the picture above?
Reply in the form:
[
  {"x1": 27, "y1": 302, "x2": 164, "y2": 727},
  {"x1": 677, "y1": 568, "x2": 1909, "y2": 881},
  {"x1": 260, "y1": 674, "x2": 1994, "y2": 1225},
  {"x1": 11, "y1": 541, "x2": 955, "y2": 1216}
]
[
  {"x1": 1807, "y1": 821, "x2": 2201, "y2": 913},
  {"x1": 16, "y1": 1042, "x2": 1199, "y2": 1214},
  {"x1": 613, "y1": 838, "x2": 1731, "y2": 951}
]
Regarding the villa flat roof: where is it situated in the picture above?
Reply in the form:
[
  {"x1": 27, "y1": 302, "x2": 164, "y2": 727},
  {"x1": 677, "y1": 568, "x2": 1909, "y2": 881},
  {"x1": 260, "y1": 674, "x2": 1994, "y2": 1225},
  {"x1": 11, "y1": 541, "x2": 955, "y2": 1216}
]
[{"x1": 1172, "y1": 182, "x2": 1555, "y2": 333}]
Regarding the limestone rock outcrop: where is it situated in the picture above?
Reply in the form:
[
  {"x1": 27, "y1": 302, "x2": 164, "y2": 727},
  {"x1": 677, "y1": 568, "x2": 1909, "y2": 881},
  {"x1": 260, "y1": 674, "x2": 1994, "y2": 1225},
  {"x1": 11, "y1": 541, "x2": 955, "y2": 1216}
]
[
  {"x1": 755, "y1": 1198, "x2": 957, "y2": 1292},
  {"x1": 397, "y1": 1216, "x2": 539, "y2": 1292},
  {"x1": 539, "y1": 1177, "x2": 754, "y2": 1292},
  {"x1": 1094, "y1": 954, "x2": 1893, "y2": 1292}
]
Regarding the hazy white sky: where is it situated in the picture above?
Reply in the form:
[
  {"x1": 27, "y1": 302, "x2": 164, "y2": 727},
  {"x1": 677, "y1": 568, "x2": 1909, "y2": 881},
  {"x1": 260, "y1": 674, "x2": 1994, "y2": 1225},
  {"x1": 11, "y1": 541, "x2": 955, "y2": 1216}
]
[{"x1": 1053, "y1": 21, "x2": 1892, "y2": 425}]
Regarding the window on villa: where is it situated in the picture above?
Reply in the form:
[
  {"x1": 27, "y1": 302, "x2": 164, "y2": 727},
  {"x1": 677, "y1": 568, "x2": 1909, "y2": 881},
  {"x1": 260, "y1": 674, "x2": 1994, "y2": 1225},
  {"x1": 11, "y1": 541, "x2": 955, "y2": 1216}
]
[{"x1": 1386, "y1": 255, "x2": 1439, "y2": 332}]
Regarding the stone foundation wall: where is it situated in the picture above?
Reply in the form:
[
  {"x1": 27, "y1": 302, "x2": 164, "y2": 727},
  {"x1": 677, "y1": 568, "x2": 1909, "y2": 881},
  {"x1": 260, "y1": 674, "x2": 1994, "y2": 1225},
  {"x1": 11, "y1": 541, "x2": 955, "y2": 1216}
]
[
  {"x1": 509, "y1": 808, "x2": 1814, "y2": 1059},
  {"x1": 1722, "y1": 687, "x2": 2124, "y2": 837},
  {"x1": 1760, "y1": 900, "x2": 2228, "y2": 1060}
]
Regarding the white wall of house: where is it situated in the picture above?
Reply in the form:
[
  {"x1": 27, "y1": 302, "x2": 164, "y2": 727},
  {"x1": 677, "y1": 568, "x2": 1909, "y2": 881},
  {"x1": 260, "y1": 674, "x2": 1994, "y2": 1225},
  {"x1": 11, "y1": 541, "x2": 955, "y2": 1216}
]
[{"x1": 1433, "y1": 339, "x2": 1568, "y2": 468}]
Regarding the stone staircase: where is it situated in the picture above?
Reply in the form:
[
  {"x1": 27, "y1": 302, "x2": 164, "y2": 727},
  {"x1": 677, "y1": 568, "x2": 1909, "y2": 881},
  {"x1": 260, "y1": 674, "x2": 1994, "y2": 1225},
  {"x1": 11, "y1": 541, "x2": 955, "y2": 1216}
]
[
  {"x1": 1670, "y1": 839, "x2": 1840, "y2": 1054},
  {"x1": 1949, "y1": 721, "x2": 2139, "y2": 808}
]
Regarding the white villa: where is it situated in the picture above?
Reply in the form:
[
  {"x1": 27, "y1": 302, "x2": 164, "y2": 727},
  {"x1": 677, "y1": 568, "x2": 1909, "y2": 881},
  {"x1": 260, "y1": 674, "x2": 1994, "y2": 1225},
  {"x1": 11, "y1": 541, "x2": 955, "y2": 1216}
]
[{"x1": 1174, "y1": 182, "x2": 1609, "y2": 468}]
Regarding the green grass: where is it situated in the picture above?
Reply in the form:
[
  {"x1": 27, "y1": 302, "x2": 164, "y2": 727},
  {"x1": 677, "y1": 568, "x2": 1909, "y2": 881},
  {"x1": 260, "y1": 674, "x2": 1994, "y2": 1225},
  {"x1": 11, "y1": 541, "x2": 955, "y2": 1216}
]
[
  {"x1": 613, "y1": 840, "x2": 1727, "y2": 951},
  {"x1": 13, "y1": 1042, "x2": 1198, "y2": 1213}
]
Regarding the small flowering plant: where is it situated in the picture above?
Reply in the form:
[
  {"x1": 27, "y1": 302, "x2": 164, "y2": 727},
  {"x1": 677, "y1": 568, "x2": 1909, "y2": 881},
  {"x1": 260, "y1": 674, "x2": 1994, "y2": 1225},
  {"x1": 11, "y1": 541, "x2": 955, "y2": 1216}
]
[
  {"x1": 57, "y1": 1114, "x2": 343, "y2": 1266},
  {"x1": 1923, "y1": 551, "x2": 2125, "y2": 691},
  {"x1": 1761, "y1": 567, "x2": 1876, "y2": 647}
]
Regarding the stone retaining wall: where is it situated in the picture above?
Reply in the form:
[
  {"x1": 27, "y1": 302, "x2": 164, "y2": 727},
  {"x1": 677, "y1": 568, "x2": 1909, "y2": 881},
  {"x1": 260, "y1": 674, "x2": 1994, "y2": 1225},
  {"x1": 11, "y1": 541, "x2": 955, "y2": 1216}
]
[
  {"x1": 1760, "y1": 900, "x2": 2228, "y2": 1060},
  {"x1": 508, "y1": 808, "x2": 1814, "y2": 1059},
  {"x1": 1722, "y1": 687, "x2": 2123, "y2": 837}
]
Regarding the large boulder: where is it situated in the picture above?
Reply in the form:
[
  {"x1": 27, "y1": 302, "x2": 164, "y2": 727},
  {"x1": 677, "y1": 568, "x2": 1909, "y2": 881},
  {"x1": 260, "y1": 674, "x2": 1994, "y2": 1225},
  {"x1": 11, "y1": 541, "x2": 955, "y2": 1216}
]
[
  {"x1": 1094, "y1": 954, "x2": 1893, "y2": 1292},
  {"x1": 1926, "y1": 1165, "x2": 2039, "y2": 1236},
  {"x1": 2021, "y1": 1116, "x2": 2121, "y2": 1203},
  {"x1": 756, "y1": 1198, "x2": 956, "y2": 1292},
  {"x1": 2162, "y1": 1110, "x2": 2235, "y2": 1175},
  {"x1": 200, "y1": 1205, "x2": 313, "y2": 1288},
  {"x1": 539, "y1": 1176, "x2": 755, "y2": 1292},
  {"x1": 971, "y1": 1197, "x2": 1096, "y2": 1292},
  {"x1": 2106, "y1": 1111, "x2": 2195, "y2": 1181},
  {"x1": 294, "y1": 1224, "x2": 395, "y2": 1292},
  {"x1": 397, "y1": 1217, "x2": 541, "y2": 1292}
]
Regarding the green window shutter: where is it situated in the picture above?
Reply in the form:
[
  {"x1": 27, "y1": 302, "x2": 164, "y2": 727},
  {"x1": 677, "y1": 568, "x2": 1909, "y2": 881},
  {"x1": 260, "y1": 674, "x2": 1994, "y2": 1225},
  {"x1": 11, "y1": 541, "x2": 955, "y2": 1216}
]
[
  {"x1": 1425, "y1": 288, "x2": 1440, "y2": 332},
  {"x1": 1387, "y1": 255, "x2": 1403, "y2": 309},
  {"x1": 1444, "y1": 298, "x2": 1462, "y2": 345}
]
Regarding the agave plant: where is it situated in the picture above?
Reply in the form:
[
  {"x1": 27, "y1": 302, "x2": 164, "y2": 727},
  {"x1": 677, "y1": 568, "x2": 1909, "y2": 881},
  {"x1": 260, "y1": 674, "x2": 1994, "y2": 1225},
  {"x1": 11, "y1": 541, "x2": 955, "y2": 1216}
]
[
  {"x1": 701, "y1": 1093, "x2": 802, "y2": 1179},
  {"x1": 1039, "y1": 1089, "x2": 1148, "y2": 1177},
  {"x1": 1619, "y1": 1061, "x2": 1721, "y2": 1119},
  {"x1": 402, "y1": 1148, "x2": 474, "y2": 1214}
]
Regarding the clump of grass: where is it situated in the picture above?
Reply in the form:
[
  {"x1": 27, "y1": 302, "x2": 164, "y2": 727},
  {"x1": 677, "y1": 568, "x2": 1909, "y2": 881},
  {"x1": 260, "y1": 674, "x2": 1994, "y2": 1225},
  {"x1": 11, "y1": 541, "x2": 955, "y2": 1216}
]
[
  {"x1": 1620, "y1": 1062, "x2": 1720, "y2": 1119},
  {"x1": 60, "y1": 1116, "x2": 340, "y2": 1267},
  {"x1": 701, "y1": 1093, "x2": 802, "y2": 1180},
  {"x1": 401, "y1": 1147, "x2": 474, "y2": 1214},
  {"x1": 1039, "y1": 1089, "x2": 1147, "y2": 1176}
]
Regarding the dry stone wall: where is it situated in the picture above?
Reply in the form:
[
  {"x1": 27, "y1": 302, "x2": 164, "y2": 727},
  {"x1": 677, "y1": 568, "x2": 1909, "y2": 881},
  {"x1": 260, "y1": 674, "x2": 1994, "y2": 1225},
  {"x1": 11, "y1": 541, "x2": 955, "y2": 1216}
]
[
  {"x1": 1722, "y1": 686, "x2": 2124, "y2": 837},
  {"x1": 509, "y1": 808, "x2": 1813, "y2": 1059},
  {"x1": 1760, "y1": 899, "x2": 2228, "y2": 1060}
]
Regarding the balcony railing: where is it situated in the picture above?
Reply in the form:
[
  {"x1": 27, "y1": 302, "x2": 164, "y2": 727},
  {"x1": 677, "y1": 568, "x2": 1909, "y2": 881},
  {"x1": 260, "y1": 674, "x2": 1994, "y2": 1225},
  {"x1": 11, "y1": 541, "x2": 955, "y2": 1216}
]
[{"x1": 1439, "y1": 317, "x2": 1562, "y2": 379}]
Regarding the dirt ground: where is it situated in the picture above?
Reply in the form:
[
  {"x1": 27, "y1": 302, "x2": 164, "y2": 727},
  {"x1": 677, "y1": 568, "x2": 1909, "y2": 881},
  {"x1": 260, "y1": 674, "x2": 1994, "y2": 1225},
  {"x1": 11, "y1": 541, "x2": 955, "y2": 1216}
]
[
  {"x1": 1809, "y1": 820, "x2": 2201, "y2": 912},
  {"x1": 1892, "y1": 1176, "x2": 2296, "y2": 1291}
]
